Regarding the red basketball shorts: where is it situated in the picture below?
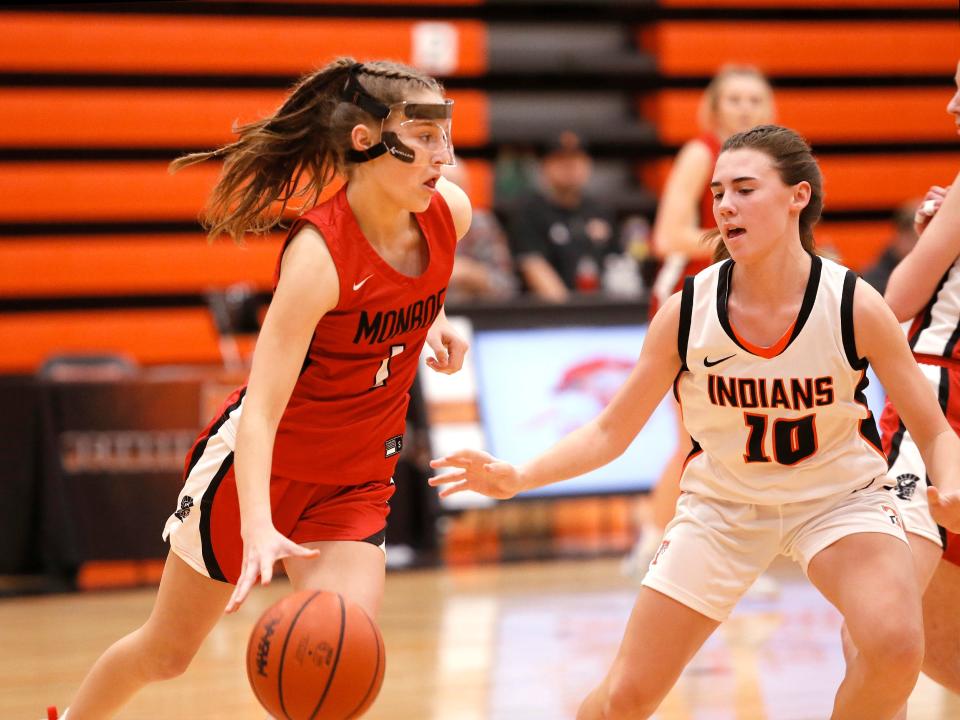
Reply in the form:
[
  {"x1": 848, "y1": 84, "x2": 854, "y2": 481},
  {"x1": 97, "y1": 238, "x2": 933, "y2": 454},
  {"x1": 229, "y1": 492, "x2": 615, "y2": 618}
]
[{"x1": 162, "y1": 413, "x2": 394, "y2": 584}]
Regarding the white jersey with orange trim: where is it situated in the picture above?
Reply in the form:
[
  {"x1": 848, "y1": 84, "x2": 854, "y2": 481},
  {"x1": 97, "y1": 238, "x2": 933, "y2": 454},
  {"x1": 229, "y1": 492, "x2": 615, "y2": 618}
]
[
  {"x1": 907, "y1": 257, "x2": 960, "y2": 363},
  {"x1": 675, "y1": 255, "x2": 888, "y2": 505}
]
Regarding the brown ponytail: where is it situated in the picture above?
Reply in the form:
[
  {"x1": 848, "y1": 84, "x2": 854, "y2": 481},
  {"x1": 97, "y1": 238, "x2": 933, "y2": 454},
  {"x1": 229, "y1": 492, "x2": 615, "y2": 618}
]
[
  {"x1": 704, "y1": 124, "x2": 824, "y2": 262},
  {"x1": 171, "y1": 57, "x2": 443, "y2": 242}
]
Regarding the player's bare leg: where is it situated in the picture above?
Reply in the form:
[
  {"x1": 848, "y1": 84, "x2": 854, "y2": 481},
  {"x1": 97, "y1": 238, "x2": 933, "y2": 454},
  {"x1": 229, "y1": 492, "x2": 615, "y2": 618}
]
[
  {"x1": 576, "y1": 587, "x2": 719, "y2": 719},
  {"x1": 808, "y1": 533, "x2": 923, "y2": 720},
  {"x1": 66, "y1": 552, "x2": 233, "y2": 720},
  {"x1": 918, "y1": 555, "x2": 960, "y2": 692},
  {"x1": 879, "y1": 533, "x2": 941, "y2": 720},
  {"x1": 283, "y1": 540, "x2": 386, "y2": 619}
]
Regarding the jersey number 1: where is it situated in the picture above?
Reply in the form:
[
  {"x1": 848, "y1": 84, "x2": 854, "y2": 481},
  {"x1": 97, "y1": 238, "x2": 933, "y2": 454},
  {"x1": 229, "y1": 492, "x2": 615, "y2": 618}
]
[
  {"x1": 372, "y1": 344, "x2": 405, "y2": 389},
  {"x1": 743, "y1": 412, "x2": 818, "y2": 465}
]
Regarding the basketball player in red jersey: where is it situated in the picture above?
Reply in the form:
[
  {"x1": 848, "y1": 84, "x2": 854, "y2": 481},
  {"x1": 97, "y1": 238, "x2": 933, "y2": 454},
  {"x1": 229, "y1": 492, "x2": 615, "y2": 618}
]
[
  {"x1": 48, "y1": 58, "x2": 471, "y2": 720},
  {"x1": 433, "y1": 125, "x2": 960, "y2": 719},
  {"x1": 625, "y1": 66, "x2": 776, "y2": 577},
  {"x1": 879, "y1": 60, "x2": 960, "y2": 718}
]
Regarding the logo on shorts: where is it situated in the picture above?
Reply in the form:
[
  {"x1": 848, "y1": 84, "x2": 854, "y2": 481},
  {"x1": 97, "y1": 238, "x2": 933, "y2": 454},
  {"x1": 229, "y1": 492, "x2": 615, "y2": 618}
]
[
  {"x1": 651, "y1": 539, "x2": 670, "y2": 567},
  {"x1": 881, "y1": 503, "x2": 903, "y2": 528},
  {"x1": 384, "y1": 435, "x2": 403, "y2": 458},
  {"x1": 895, "y1": 473, "x2": 920, "y2": 501},
  {"x1": 173, "y1": 495, "x2": 194, "y2": 522}
]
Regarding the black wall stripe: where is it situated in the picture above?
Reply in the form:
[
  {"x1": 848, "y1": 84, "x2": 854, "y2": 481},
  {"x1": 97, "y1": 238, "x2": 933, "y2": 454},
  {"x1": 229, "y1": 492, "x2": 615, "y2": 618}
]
[
  {"x1": 840, "y1": 269, "x2": 866, "y2": 370},
  {"x1": 678, "y1": 275, "x2": 694, "y2": 368},
  {"x1": 198, "y1": 451, "x2": 234, "y2": 583},
  {"x1": 310, "y1": 594, "x2": 347, "y2": 720},
  {"x1": 184, "y1": 388, "x2": 246, "y2": 479},
  {"x1": 277, "y1": 591, "x2": 321, "y2": 720}
]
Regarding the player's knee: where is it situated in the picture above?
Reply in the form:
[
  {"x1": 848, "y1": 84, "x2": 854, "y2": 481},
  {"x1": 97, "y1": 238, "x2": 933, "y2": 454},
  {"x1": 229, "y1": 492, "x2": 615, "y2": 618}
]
[
  {"x1": 600, "y1": 676, "x2": 659, "y2": 719},
  {"x1": 141, "y1": 641, "x2": 198, "y2": 681},
  {"x1": 856, "y1": 618, "x2": 923, "y2": 676}
]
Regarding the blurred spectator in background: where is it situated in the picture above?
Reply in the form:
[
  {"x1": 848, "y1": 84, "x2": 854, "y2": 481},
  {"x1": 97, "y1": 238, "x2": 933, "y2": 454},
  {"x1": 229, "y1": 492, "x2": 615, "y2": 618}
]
[
  {"x1": 861, "y1": 201, "x2": 921, "y2": 295},
  {"x1": 442, "y1": 162, "x2": 518, "y2": 303},
  {"x1": 649, "y1": 64, "x2": 776, "y2": 314},
  {"x1": 507, "y1": 131, "x2": 619, "y2": 302}
]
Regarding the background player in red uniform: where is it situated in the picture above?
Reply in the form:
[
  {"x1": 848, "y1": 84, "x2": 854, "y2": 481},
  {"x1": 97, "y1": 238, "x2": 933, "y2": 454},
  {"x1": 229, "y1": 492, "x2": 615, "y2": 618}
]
[
  {"x1": 432, "y1": 125, "x2": 960, "y2": 720},
  {"x1": 53, "y1": 58, "x2": 471, "y2": 720},
  {"x1": 880, "y1": 59, "x2": 960, "y2": 717},
  {"x1": 625, "y1": 66, "x2": 775, "y2": 577}
]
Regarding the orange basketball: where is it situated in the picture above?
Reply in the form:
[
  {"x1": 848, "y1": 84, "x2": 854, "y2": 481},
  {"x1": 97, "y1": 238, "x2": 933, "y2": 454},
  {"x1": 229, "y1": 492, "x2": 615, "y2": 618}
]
[{"x1": 246, "y1": 590, "x2": 385, "y2": 720}]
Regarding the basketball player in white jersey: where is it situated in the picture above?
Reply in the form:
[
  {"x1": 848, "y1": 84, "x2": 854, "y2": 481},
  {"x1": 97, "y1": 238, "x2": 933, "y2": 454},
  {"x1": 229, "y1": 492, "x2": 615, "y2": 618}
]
[
  {"x1": 879, "y1": 60, "x2": 960, "y2": 717},
  {"x1": 431, "y1": 125, "x2": 960, "y2": 719}
]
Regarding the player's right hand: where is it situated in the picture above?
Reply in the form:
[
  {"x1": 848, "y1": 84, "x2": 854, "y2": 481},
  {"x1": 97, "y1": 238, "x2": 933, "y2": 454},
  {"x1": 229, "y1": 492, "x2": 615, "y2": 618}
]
[
  {"x1": 226, "y1": 525, "x2": 320, "y2": 614},
  {"x1": 915, "y1": 185, "x2": 949, "y2": 236},
  {"x1": 429, "y1": 449, "x2": 522, "y2": 499}
]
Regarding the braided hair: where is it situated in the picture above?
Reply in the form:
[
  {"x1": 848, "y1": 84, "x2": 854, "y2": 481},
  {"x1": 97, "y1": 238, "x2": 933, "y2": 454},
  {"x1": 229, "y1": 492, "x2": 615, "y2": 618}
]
[{"x1": 171, "y1": 58, "x2": 443, "y2": 242}]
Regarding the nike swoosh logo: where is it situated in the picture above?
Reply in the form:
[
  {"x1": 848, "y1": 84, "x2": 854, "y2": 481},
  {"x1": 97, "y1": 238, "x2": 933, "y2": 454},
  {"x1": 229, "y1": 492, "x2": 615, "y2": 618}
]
[
  {"x1": 352, "y1": 274, "x2": 373, "y2": 291},
  {"x1": 704, "y1": 354, "x2": 736, "y2": 368}
]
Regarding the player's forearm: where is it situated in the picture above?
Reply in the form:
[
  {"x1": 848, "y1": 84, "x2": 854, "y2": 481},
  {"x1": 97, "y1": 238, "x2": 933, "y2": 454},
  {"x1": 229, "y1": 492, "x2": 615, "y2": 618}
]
[
  {"x1": 884, "y1": 256, "x2": 933, "y2": 322},
  {"x1": 234, "y1": 415, "x2": 279, "y2": 533},
  {"x1": 516, "y1": 419, "x2": 626, "y2": 492},
  {"x1": 919, "y1": 428, "x2": 960, "y2": 495}
]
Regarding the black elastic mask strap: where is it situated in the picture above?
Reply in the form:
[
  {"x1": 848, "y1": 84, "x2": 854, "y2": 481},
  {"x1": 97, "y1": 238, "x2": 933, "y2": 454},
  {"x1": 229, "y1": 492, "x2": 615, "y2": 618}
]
[
  {"x1": 341, "y1": 64, "x2": 389, "y2": 120},
  {"x1": 346, "y1": 144, "x2": 389, "y2": 163}
]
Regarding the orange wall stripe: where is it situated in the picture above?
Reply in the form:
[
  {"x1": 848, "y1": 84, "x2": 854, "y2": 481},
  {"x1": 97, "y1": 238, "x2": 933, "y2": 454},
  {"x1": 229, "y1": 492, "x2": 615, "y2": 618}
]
[
  {"x1": 648, "y1": 88, "x2": 957, "y2": 146},
  {"x1": 0, "y1": 235, "x2": 283, "y2": 297},
  {"x1": 819, "y1": 154, "x2": 960, "y2": 209},
  {"x1": 641, "y1": 153, "x2": 960, "y2": 210},
  {"x1": 0, "y1": 14, "x2": 488, "y2": 76},
  {"x1": 652, "y1": 22, "x2": 956, "y2": 75},
  {"x1": 0, "y1": 162, "x2": 224, "y2": 221},
  {"x1": 0, "y1": 158, "x2": 492, "y2": 221},
  {"x1": 0, "y1": 308, "x2": 223, "y2": 371},
  {"x1": 814, "y1": 221, "x2": 894, "y2": 272},
  {"x1": 0, "y1": 88, "x2": 489, "y2": 148}
]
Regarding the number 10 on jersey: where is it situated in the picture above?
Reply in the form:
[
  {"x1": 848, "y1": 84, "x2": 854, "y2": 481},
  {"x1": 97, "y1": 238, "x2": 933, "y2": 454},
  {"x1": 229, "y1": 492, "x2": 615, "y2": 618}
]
[{"x1": 743, "y1": 412, "x2": 818, "y2": 465}]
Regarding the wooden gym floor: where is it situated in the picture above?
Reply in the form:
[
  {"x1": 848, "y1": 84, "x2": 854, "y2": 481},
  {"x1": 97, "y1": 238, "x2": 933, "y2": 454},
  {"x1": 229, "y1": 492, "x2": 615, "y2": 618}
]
[{"x1": 3, "y1": 557, "x2": 959, "y2": 719}]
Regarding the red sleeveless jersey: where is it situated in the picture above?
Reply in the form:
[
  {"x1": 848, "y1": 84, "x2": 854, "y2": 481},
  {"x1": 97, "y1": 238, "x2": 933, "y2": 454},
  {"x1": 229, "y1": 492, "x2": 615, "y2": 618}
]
[
  {"x1": 649, "y1": 132, "x2": 722, "y2": 317},
  {"x1": 216, "y1": 185, "x2": 456, "y2": 485}
]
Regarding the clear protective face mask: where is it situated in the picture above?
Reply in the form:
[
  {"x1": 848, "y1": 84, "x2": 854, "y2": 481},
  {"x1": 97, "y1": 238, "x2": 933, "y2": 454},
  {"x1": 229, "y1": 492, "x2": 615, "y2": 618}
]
[
  {"x1": 381, "y1": 100, "x2": 455, "y2": 167},
  {"x1": 341, "y1": 65, "x2": 455, "y2": 167}
]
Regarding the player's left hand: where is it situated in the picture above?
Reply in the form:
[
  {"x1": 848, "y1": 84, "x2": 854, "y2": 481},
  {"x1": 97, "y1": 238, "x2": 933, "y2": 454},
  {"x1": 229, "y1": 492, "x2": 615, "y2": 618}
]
[
  {"x1": 928, "y1": 485, "x2": 960, "y2": 534},
  {"x1": 425, "y1": 322, "x2": 468, "y2": 374}
]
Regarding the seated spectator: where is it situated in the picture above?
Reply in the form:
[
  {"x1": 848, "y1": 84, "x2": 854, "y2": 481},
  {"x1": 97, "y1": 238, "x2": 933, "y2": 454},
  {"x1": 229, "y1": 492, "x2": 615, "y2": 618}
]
[
  {"x1": 861, "y1": 201, "x2": 921, "y2": 295},
  {"x1": 507, "y1": 131, "x2": 619, "y2": 302},
  {"x1": 442, "y1": 163, "x2": 518, "y2": 303}
]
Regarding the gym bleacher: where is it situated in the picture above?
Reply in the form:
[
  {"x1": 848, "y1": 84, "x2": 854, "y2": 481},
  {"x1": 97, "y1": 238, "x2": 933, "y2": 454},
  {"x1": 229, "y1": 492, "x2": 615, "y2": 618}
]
[{"x1": 0, "y1": 1, "x2": 956, "y2": 581}]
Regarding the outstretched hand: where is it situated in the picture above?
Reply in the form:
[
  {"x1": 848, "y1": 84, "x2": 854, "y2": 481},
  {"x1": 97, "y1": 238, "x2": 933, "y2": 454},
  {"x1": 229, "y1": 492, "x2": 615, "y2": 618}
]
[
  {"x1": 225, "y1": 525, "x2": 320, "y2": 613},
  {"x1": 928, "y1": 485, "x2": 960, "y2": 535},
  {"x1": 429, "y1": 449, "x2": 522, "y2": 499}
]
